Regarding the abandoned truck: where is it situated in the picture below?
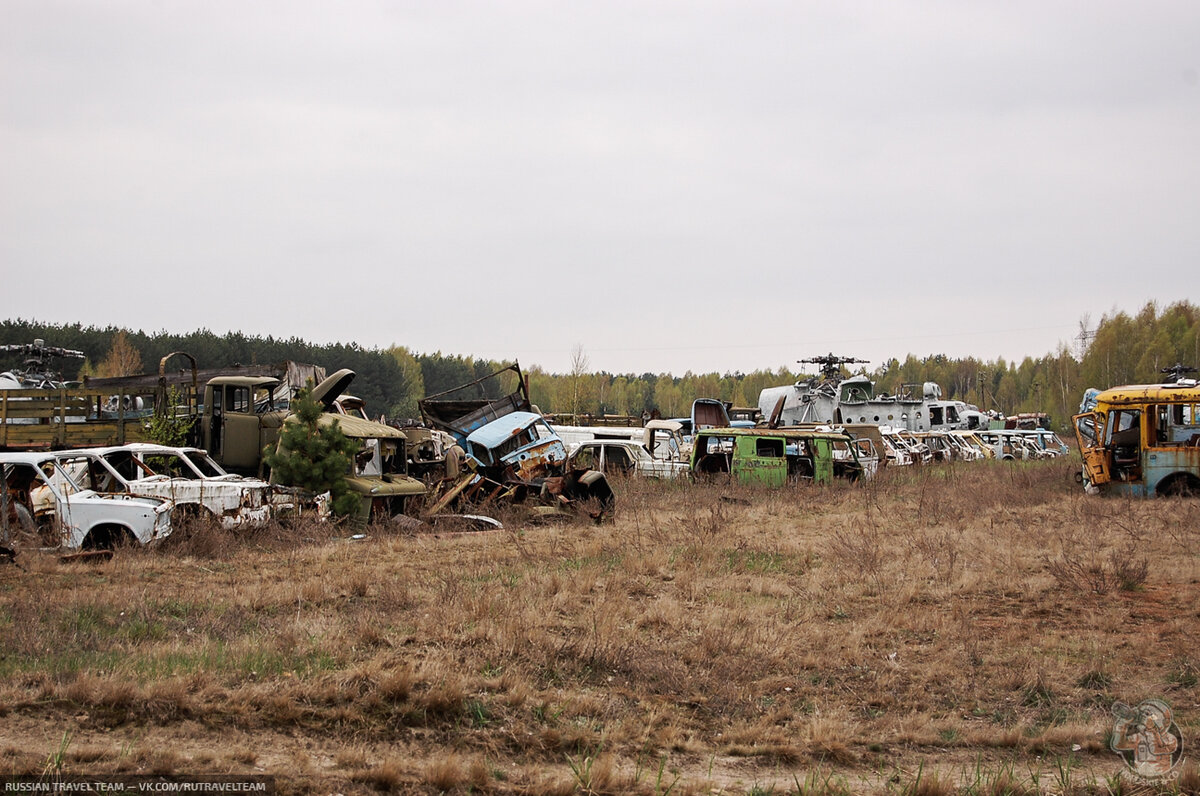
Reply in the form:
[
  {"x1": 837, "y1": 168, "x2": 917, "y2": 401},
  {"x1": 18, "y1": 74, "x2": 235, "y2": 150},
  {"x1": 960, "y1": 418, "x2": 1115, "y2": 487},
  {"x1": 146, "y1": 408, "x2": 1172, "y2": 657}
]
[
  {"x1": 419, "y1": 363, "x2": 614, "y2": 517},
  {"x1": 1, "y1": 451, "x2": 173, "y2": 549},
  {"x1": 209, "y1": 368, "x2": 428, "y2": 524},
  {"x1": 1074, "y1": 381, "x2": 1200, "y2": 496}
]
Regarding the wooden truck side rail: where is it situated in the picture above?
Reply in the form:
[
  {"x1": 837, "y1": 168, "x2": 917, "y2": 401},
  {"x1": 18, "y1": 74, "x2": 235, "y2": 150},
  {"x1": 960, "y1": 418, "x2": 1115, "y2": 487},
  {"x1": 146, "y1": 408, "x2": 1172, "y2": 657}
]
[{"x1": 0, "y1": 387, "x2": 157, "y2": 450}]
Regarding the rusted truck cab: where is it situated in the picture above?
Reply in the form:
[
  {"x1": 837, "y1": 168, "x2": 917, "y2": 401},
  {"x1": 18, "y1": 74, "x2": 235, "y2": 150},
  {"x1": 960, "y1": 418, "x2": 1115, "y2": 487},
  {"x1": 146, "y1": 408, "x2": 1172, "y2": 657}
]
[
  {"x1": 201, "y1": 376, "x2": 286, "y2": 475},
  {"x1": 419, "y1": 363, "x2": 614, "y2": 516}
]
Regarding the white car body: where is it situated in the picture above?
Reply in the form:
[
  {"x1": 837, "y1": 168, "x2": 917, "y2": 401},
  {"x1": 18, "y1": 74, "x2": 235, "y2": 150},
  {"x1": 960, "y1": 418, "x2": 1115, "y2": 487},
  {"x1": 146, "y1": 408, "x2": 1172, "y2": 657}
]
[
  {"x1": 54, "y1": 444, "x2": 304, "y2": 529},
  {"x1": 832, "y1": 437, "x2": 880, "y2": 480},
  {"x1": 1, "y1": 452, "x2": 173, "y2": 549},
  {"x1": 975, "y1": 430, "x2": 1049, "y2": 460},
  {"x1": 943, "y1": 432, "x2": 984, "y2": 461},
  {"x1": 566, "y1": 439, "x2": 690, "y2": 480},
  {"x1": 549, "y1": 420, "x2": 689, "y2": 464},
  {"x1": 876, "y1": 428, "x2": 913, "y2": 466}
]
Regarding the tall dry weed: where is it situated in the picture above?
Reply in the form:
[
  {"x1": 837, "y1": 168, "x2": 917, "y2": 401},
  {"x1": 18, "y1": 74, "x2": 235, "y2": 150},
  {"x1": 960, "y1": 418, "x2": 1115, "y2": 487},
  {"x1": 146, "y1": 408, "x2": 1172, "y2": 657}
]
[
  {"x1": 1044, "y1": 527, "x2": 1149, "y2": 595},
  {"x1": 826, "y1": 522, "x2": 887, "y2": 593}
]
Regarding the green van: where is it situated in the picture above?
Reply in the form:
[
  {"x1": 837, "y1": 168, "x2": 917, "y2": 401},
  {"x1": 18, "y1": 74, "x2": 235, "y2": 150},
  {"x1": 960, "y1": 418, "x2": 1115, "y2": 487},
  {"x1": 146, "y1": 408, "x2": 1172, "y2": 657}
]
[{"x1": 689, "y1": 428, "x2": 866, "y2": 486}]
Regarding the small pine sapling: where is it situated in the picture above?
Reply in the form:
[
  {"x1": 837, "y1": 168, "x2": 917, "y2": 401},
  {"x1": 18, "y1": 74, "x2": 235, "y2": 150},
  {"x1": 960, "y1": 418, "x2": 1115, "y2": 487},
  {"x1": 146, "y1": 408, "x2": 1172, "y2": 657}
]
[{"x1": 265, "y1": 386, "x2": 361, "y2": 517}]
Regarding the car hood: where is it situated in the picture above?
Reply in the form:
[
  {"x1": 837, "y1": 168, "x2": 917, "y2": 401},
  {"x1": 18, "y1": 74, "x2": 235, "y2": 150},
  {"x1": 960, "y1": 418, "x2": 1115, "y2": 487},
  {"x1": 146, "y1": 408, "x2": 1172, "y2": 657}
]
[{"x1": 310, "y1": 368, "x2": 356, "y2": 410}]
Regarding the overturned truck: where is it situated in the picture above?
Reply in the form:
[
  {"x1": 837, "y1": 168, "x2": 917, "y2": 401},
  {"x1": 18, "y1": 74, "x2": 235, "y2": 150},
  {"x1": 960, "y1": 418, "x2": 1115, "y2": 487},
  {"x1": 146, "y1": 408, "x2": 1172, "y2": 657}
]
[{"x1": 419, "y1": 363, "x2": 614, "y2": 519}]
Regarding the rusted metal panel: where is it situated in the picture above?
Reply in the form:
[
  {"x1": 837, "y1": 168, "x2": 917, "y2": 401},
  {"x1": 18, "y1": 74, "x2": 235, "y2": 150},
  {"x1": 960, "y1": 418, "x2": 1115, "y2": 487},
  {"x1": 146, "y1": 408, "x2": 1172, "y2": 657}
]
[{"x1": 419, "y1": 363, "x2": 613, "y2": 519}]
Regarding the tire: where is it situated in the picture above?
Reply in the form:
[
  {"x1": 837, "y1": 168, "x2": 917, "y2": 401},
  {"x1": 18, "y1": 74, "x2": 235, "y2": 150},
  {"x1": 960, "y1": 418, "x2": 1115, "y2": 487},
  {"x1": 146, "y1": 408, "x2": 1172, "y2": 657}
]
[
  {"x1": 2, "y1": 503, "x2": 37, "y2": 551},
  {"x1": 8, "y1": 503, "x2": 36, "y2": 536}
]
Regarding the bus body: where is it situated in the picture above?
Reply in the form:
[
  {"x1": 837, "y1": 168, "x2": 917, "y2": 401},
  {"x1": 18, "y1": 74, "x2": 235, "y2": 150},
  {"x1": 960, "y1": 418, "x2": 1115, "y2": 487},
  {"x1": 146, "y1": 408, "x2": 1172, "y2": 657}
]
[{"x1": 1073, "y1": 383, "x2": 1200, "y2": 496}]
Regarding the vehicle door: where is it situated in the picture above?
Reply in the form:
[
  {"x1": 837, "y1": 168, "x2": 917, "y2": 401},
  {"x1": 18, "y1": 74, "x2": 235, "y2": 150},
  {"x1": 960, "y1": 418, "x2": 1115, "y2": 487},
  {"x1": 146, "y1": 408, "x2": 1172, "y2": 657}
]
[
  {"x1": 732, "y1": 436, "x2": 786, "y2": 486},
  {"x1": 221, "y1": 385, "x2": 262, "y2": 472},
  {"x1": 1073, "y1": 412, "x2": 1110, "y2": 486},
  {"x1": 633, "y1": 445, "x2": 668, "y2": 478},
  {"x1": 810, "y1": 438, "x2": 834, "y2": 483},
  {"x1": 569, "y1": 443, "x2": 598, "y2": 472},
  {"x1": 853, "y1": 439, "x2": 879, "y2": 478},
  {"x1": 644, "y1": 424, "x2": 682, "y2": 462},
  {"x1": 603, "y1": 444, "x2": 636, "y2": 476}
]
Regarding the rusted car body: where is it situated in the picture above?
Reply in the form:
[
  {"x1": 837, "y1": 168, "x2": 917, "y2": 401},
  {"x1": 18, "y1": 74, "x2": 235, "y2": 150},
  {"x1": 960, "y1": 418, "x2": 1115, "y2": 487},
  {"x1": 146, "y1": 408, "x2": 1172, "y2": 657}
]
[
  {"x1": 643, "y1": 420, "x2": 688, "y2": 462},
  {"x1": 567, "y1": 439, "x2": 690, "y2": 480},
  {"x1": 949, "y1": 430, "x2": 993, "y2": 459},
  {"x1": 915, "y1": 432, "x2": 950, "y2": 462},
  {"x1": 889, "y1": 429, "x2": 933, "y2": 464},
  {"x1": 551, "y1": 419, "x2": 689, "y2": 464},
  {"x1": 1020, "y1": 429, "x2": 1070, "y2": 457},
  {"x1": 975, "y1": 430, "x2": 1045, "y2": 460},
  {"x1": 397, "y1": 424, "x2": 458, "y2": 481},
  {"x1": 942, "y1": 432, "x2": 983, "y2": 461}
]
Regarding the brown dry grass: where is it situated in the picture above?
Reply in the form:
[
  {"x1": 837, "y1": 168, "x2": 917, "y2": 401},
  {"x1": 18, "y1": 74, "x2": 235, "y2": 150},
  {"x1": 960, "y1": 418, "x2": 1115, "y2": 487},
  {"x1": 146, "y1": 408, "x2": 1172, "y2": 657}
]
[{"x1": 1, "y1": 458, "x2": 1198, "y2": 794}]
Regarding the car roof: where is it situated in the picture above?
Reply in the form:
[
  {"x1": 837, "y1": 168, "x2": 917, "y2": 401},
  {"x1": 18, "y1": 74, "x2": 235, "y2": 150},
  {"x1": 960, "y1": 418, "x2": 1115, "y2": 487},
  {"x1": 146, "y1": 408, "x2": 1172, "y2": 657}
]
[{"x1": 693, "y1": 427, "x2": 851, "y2": 441}]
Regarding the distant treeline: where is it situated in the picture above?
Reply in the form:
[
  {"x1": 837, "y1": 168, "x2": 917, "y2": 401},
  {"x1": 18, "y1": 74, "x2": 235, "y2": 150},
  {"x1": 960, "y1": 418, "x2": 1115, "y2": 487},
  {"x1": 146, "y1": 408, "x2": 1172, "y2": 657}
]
[{"x1": 3, "y1": 300, "x2": 1198, "y2": 428}]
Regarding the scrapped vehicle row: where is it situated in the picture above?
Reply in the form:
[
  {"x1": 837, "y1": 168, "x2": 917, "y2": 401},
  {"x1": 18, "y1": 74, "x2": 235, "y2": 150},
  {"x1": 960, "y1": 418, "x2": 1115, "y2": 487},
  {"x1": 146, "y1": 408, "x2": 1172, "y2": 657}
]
[
  {"x1": 0, "y1": 422, "x2": 1070, "y2": 554},
  {"x1": 556, "y1": 413, "x2": 1071, "y2": 486},
  {"x1": 0, "y1": 362, "x2": 618, "y2": 553},
  {"x1": 0, "y1": 349, "x2": 1082, "y2": 554}
]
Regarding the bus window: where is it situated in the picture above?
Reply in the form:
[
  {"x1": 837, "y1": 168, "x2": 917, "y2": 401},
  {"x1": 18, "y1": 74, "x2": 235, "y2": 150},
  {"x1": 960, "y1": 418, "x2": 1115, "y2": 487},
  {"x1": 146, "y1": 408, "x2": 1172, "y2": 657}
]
[
  {"x1": 1146, "y1": 402, "x2": 1200, "y2": 445},
  {"x1": 755, "y1": 438, "x2": 784, "y2": 457},
  {"x1": 1108, "y1": 410, "x2": 1141, "y2": 447}
]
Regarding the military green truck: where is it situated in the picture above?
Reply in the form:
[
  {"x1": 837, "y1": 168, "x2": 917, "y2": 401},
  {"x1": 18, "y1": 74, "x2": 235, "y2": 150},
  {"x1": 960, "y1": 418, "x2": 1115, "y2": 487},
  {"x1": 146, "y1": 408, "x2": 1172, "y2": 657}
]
[{"x1": 202, "y1": 368, "x2": 426, "y2": 523}]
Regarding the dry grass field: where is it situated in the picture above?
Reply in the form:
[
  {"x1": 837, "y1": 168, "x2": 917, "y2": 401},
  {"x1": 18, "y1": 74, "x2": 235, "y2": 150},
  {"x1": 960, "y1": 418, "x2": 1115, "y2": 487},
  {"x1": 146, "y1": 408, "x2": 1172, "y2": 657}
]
[{"x1": 1, "y1": 458, "x2": 1199, "y2": 795}]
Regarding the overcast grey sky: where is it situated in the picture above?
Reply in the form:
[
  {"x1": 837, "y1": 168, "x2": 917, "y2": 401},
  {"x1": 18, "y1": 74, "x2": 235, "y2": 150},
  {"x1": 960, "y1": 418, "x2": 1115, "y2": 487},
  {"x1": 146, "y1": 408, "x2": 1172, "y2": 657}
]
[{"x1": 2, "y1": 1, "x2": 1197, "y2": 375}]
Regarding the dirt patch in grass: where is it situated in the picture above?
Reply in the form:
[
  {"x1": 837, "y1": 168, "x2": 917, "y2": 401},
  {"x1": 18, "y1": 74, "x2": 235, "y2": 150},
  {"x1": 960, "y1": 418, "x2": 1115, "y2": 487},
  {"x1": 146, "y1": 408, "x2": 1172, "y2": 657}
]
[{"x1": 1, "y1": 459, "x2": 1197, "y2": 793}]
